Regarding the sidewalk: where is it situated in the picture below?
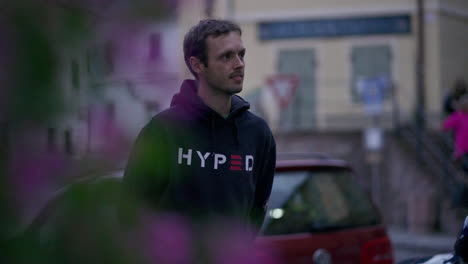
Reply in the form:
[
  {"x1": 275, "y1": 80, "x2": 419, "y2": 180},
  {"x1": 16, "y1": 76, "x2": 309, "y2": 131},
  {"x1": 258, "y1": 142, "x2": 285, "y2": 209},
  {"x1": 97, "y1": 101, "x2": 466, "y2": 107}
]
[{"x1": 388, "y1": 227, "x2": 455, "y2": 262}]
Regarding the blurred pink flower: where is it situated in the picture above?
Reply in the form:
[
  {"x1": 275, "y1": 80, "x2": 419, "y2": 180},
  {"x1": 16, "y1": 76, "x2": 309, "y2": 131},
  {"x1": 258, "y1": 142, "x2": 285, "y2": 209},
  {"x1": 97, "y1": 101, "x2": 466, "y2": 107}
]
[
  {"x1": 139, "y1": 213, "x2": 193, "y2": 264},
  {"x1": 202, "y1": 220, "x2": 256, "y2": 264},
  {"x1": 254, "y1": 244, "x2": 283, "y2": 264},
  {"x1": 204, "y1": 220, "x2": 282, "y2": 264},
  {"x1": 9, "y1": 149, "x2": 66, "y2": 225}
]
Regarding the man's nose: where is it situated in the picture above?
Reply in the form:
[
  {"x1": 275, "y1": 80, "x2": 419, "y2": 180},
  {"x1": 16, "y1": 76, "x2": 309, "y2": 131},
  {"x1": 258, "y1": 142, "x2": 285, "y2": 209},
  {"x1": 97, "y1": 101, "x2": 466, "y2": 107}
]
[{"x1": 234, "y1": 55, "x2": 244, "y2": 69}]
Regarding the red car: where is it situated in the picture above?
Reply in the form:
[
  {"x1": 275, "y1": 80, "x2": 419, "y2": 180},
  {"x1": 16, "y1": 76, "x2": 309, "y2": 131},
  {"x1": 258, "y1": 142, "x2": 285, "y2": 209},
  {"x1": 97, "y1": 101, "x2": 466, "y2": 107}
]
[
  {"x1": 256, "y1": 154, "x2": 394, "y2": 264},
  {"x1": 19, "y1": 153, "x2": 393, "y2": 264}
]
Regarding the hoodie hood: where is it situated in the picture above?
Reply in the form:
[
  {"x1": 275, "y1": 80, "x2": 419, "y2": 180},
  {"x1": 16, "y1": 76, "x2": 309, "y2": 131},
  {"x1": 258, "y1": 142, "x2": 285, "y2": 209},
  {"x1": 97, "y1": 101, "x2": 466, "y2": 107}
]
[
  {"x1": 169, "y1": 79, "x2": 251, "y2": 149},
  {"x1": 170, "y1": 79, "x2": 250, "y2": 119}
]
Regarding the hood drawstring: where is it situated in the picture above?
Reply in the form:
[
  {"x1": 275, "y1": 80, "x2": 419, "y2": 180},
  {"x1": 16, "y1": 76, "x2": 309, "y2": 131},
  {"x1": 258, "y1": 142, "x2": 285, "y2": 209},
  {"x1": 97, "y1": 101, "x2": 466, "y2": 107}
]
[
  {"x1": 233, "y1": 119, "x2": 240, "y2": 149},
  {"x1": 212, "y1": 116, "x2": 240, "y2": 152},
  {"x1": 211, "y1": 116, "x2": 216, "y2": 155}
]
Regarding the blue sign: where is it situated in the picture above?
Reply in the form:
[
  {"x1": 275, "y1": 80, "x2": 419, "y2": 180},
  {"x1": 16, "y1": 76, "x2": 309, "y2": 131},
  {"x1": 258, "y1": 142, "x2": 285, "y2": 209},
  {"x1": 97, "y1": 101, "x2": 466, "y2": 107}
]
[
  {"x1": 357, "y1": 75, "x2": 391, "y2": 115},
  {"x1": 259, "y1": 14, "x2": 411, "y2": 40}
]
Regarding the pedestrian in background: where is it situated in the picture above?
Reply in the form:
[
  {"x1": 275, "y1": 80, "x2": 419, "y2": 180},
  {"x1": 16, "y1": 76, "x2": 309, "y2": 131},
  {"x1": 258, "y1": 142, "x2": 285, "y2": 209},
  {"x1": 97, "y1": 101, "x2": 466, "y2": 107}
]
[
  {"x1": 443, "y1": 78, "x2": 467, "y2": 116},
  {"x1": 442, "y1": 94, "x2": 468, "y2": 174},
  {"x1": 121, "y1": 19, "x2": 276, "y2": 233}
]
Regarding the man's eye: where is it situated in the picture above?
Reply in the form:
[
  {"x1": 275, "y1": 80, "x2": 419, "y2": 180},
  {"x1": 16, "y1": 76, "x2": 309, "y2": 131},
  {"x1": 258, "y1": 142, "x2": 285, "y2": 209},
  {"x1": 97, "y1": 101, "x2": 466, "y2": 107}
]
[{"x1": 223, "y1": 54, "x2": 231, "y2": 60}]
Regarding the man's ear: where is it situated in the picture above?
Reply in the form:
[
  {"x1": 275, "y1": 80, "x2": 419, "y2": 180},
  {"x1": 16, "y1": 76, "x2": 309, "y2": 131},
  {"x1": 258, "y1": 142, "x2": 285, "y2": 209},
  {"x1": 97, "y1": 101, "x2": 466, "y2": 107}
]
[{"x1": 189, "y1": 56, "x2": 204, "y2": 75}]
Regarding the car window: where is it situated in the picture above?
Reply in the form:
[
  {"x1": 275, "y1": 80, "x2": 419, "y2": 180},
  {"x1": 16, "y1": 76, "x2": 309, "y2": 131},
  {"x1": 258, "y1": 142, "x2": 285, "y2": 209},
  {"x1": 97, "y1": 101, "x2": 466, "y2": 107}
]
[
  {"x1": 262, "y1": 168, "x2": 380, "y2": 235},
  {"x1": 266, "y1": 172, "x2": 308, "y2": 210}
]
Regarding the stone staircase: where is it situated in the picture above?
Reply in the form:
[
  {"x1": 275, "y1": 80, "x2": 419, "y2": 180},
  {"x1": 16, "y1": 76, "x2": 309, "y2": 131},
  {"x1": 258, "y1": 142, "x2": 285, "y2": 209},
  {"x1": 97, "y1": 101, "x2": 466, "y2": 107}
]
[{"x1": 398, "y1": 124, "x2": 468, "y2": 207}]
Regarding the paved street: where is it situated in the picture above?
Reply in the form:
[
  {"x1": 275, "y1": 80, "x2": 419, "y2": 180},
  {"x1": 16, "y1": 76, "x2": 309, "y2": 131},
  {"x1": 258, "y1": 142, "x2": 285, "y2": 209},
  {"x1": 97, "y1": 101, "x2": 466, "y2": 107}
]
[{"x1": 388, "y1": 227, "x2": 455, "y2": 263}]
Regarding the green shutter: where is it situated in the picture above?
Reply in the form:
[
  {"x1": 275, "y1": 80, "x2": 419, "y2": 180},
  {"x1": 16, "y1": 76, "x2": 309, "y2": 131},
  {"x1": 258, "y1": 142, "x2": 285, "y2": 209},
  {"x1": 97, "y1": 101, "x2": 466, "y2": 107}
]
[{"x1": 278, "y1": 49, "x2": 317, "y2": 131}]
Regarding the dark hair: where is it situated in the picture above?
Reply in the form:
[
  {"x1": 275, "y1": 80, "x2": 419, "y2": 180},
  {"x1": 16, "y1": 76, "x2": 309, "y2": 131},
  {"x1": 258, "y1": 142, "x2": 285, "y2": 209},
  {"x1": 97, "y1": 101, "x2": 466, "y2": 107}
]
[
  {"x1": 183, "y1": 19, "x2": 242, "y2": 78},
  {"x1": 454, "y1": 78, "x2": 468, "y2": 96}
]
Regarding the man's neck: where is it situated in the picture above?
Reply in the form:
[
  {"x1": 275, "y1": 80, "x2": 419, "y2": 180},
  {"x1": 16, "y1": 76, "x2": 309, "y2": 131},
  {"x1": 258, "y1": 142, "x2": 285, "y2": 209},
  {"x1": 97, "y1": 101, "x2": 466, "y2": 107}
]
[{"x1": 197, "y1": 81, "x2": 232, "y2": 118}]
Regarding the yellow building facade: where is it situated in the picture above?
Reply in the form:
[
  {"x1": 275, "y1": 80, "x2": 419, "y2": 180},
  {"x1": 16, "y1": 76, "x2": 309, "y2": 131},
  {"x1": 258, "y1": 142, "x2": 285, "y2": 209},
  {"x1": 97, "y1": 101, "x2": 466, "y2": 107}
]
[{"x1": 177, "y1": 0, "x2": 468, "y2": 132}]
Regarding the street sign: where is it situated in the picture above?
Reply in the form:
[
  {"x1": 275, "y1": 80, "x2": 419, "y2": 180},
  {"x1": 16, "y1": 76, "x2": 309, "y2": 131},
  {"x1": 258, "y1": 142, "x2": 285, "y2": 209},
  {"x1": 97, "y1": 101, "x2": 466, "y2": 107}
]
[
  {"x1": 357, "y1": 75, "x2": 390, "y2": 115},
  {"x1": 266, "y1": 74, "x2": 299, "y2": 108},
  {"x1": 364, "y1": 127, "x2": 383, "y2": 151}
]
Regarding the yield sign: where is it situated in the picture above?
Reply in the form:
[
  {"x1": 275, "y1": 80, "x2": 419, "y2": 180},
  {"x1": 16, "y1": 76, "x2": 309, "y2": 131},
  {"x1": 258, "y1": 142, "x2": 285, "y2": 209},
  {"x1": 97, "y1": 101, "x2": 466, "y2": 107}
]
[{"x1": 266, "y1": 74, "x2": 299, "y2": 108}]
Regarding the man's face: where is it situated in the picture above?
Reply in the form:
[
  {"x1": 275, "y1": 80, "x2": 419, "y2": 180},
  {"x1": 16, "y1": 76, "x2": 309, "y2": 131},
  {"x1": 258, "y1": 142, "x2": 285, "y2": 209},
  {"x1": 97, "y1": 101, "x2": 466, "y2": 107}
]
[{"x1": 199, "y1": 31, "x2": 245, "y2": 95}]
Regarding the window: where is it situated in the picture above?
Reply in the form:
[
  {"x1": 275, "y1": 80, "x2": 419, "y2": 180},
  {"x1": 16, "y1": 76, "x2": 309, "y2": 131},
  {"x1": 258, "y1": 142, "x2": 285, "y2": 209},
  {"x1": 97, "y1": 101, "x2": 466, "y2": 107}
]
[
  {"x1": 71, "y1": 59, "x2": 80, "y2": 91},
  {"x1": 87, "y1": 41, "x2": 114, "y2": 78},
  {"x1": 86, "y1": 49, "x2": 92, "y2": 75},
  {"x1": 64, "y1": 129, "x2": 73, "y2": 155},
  {"x1": 104, "y1": 41, "x2": 114, "y2": 74},
  {"x1": 47, "y1": 127, "x2": 56, "y2": 152},
  {"x1": 148, "y1": 33, "x2": 161, "y2": 61}
]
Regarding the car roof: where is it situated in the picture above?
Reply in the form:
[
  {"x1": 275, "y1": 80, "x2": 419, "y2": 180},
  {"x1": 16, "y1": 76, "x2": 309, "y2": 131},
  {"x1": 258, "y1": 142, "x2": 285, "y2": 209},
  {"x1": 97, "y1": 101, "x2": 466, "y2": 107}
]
[{"x1": 276, "y1": 152, "x2": 350, "y2": 172}]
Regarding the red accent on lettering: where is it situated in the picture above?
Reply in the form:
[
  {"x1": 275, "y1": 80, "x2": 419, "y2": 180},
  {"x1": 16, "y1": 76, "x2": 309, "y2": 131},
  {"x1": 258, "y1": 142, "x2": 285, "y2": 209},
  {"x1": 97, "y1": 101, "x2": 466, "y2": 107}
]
[
  {"x1": 230, "y1": 166, "x2": 242, "y2": 171},
  {"x1": 230, "y1": 160, "x2": 242, "y2": 165},
  {"x1": 231, "y1": 155, "x2": 242, "y2": 160}
]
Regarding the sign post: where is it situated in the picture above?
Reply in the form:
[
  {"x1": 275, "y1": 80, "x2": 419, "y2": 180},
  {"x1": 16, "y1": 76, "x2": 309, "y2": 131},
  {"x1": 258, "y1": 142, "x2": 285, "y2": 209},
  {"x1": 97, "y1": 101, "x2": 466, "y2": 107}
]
[{"x1": 358, "y1": 75, "x2": 390, "y2": 208}]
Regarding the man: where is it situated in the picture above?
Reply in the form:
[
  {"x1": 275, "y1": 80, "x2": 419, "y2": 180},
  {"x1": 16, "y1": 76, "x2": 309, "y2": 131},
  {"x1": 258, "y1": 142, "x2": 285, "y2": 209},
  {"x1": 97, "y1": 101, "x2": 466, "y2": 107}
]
[{"x1": 122, "y1": 19, "x2": 276, "y2": 231}]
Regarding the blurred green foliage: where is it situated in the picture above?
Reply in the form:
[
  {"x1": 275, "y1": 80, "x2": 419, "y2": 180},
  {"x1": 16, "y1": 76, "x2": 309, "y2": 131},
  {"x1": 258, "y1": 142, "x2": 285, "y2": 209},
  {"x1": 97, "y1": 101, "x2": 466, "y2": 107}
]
[
  {"x1": 0, "y1": 0, "x2": 180, "y2": 263},
  {"x1": 5, "y1": 0, "x2": 61, "y2": 124}
]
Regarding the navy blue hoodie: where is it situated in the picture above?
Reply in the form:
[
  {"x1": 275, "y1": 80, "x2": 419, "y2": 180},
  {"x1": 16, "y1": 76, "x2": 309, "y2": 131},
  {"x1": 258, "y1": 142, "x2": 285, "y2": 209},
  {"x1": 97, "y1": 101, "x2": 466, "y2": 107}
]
[{"x1": 122, "y1": 79, "x2": 276, "y2": 228}]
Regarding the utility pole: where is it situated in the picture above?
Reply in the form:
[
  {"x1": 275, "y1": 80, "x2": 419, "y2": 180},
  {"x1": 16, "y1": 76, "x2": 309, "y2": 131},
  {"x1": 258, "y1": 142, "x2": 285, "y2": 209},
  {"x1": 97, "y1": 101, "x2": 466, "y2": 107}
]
[
  {"x1": 415, "y1": 0, "x2": 426, "y2": 131},
  {"x1": 205, "y1": 0, "x2": 214, "y2": 17},
  {"x1": 226, "y1": 0, "x2": 234, "y2": 19}
]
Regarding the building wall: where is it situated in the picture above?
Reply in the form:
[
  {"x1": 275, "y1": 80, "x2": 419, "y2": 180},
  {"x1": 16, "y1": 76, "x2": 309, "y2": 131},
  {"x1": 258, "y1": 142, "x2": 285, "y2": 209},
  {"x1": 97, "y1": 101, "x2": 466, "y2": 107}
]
[
  {"x1": 235, "y1": 0, "x2": 414, "y2": 15},
  {"x1": 176, "y1": 0, "x2": 468, "y2": 132},
  {"x1": 439, "y1": 6, "x2": 468, "y2": 109},
  {"x1": 177, "y1": 0, "x2": 209, "y2": 80},
  {"x1": 225, "y1": 0, "x2": 418, "y2": 131},
  {"x1": 52, "y1": 15, "x2": 183, "y2": 158}
]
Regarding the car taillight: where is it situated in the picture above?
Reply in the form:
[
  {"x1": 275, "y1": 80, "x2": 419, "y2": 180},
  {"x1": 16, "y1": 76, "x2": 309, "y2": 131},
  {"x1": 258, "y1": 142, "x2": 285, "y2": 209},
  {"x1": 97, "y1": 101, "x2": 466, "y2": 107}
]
[{"x1": 360, "y1": 236, "x2": 394, "y2": 264}]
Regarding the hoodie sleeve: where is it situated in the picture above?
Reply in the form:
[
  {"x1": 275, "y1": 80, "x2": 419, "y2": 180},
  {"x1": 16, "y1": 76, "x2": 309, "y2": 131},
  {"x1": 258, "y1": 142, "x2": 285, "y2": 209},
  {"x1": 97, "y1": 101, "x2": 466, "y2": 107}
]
[
  {"x1": 120, "y1": 119, "x2": 171, "y2": 216},
  {"x1": 249, "y1": 130, "x2": 276, "y2": 230}
]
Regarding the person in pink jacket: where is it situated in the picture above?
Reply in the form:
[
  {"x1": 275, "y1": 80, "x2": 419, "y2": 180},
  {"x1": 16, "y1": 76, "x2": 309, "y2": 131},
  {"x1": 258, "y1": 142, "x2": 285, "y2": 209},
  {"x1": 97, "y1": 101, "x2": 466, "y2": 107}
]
[{"x1": 443, "y1": 94, "x2": 468, "y2": 173}]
